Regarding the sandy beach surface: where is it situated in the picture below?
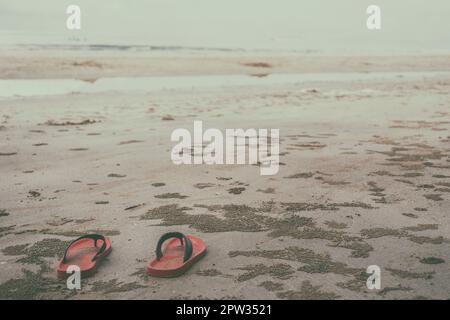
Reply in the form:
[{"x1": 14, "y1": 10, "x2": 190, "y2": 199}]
[{"x1": 1, "y1": 50, "x2": 450, "y2": 299}]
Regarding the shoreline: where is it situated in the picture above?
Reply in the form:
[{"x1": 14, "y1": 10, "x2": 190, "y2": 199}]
[{"x1": 1, "y1": 50, "x2": 450, "y2": 80}]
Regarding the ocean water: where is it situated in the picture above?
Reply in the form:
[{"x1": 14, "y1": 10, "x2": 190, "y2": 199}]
[{"x1": 0, "y1": 0, "x2": 450, "y2": 55}]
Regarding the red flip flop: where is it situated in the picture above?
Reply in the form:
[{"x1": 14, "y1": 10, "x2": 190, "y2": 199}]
[
  {"x1": 147, "y1": 232, "x2": 207, "y2": 277},
  {"x1": 57, "y1": 234, "x2": 112, "y2": 279}
]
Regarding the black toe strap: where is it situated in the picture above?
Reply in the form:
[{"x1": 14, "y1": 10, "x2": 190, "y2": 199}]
[
  {"x1": 62, "y1": 234, "x2": 107, "y2": 263},
  {"x1": 156, "y1": 232, "x2": 193, "y2": 263}
]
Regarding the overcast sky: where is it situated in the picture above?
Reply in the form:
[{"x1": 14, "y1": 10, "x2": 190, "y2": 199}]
[{"x1": 1, "y1": 0, "x2": 449, "y2": 54}]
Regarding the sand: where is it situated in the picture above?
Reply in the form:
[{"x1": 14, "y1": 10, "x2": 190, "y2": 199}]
[{"x1": 0, "y1": 50, "x2": 450, "y2": 299}]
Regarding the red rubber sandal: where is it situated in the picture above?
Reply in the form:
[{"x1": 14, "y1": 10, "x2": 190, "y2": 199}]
[
  {"x1": 57, "y1": 234, "x2": 112, "y2": 279},
  {"x1": 147, "y1": 232, "x2": 207, "y2": 277}
]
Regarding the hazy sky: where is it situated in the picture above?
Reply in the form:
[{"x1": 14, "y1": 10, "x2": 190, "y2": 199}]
[{"x1": 1, "y1": 0, "x2": 449, "y2": 54}]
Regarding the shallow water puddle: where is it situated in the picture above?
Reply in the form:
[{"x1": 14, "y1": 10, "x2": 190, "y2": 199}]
[{"x1": 0, "y1": 72, "x2": 449, "y2": 98}]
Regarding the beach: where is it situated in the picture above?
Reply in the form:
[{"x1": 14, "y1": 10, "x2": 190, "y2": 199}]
[{"x1": 0, "y1": 49, "x2": 450, "y2": 299}]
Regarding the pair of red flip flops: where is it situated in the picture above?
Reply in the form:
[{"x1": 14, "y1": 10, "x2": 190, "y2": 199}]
[{"x1": 57, "y1": 232, "x2": 207, "y2": 278}]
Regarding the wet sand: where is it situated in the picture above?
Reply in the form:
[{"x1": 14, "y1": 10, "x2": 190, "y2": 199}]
[{"x1": 0, "y1": 51, "x2": 450, "y2": 299}]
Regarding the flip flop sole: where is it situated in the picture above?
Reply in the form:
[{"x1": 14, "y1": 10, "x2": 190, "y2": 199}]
[
  {"x1": 147, "y1": 235, "x2": 207, "y2": 277},
  {"x1": 57, "y1": 238, "x2": 112, "y2": 279}
]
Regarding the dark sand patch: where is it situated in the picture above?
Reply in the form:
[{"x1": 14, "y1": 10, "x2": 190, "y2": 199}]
[
  {"x1": 125, "y1": 203, "x2": 146, "y2": 211},
  {"x1": 151, "y1": 182, "x2": 166, "y2": 187},
  {"x1": 71, "y1": 60, "x2": 102, "y2": 68},
  {"x1": 154, "y1": 193, "x2": 188, "y2": 199},
  {"x1": 118, "y1": 140, "x2": 144, "y2": 145},
  {"x1": 242, "y1": 62, "x2": 272, "y2": 68},
  {"x1": 140, "y1": 204, "x2": 313, "y2": 234},
  {"x1": 0, "y1": 209, "x2": 10, "y2": 217},
  {"x1": 193, "y1": 183, "x2": 215, "y2": 189},
  {"x1": 250, "y1": 73, "x2": 270, "y2": 78},
  {"x1": 402, "y1": 213, "x2": 419, "y2": 219},
  {"x1": 420, "y1": 257, "x2": 445, "y2": 265},
  {"x1": 46, "y1": 217, "x2": 73, "y2": 226},
  {"x1": 229, "y1": 246, "x2": 362, "y2": 277},
  {"x1": 236, "y1": 263, "x2": 294, "y2": 282},
  {"x1": 403, "y1": 224, "x2": 438, "y2": 232},
  {"x1": 107, "y1": 173, "x2": 126, "y2": 178},
  {"x1": 281, "y1": 201, "x2": 374, "y2": 212},
  {"x1": 141, "y1": 203, "x2": 371, "y2": 257},
  {"x1": 378, "y1": 285, "x2": 412, "y2": 297},
  {"x1": 2, "y1": 238, "x2": 70, "y2": 266},
  {"x1": 259, "y1": 281, "x2": 284, "y2": 292},
  {"x1": 69, "y1": 148, "x2": 89, "y2": 151},
  {"x1": 424, "y1": 194, "x2": 444, "y2": 201},
  {"x1": 433, "y1": 175, "x2": 450, "y2": 179},
  {"x1": 0, "y1": 268, "x2": 69, "y2": 299},
  {"x1": 44, "y1": 119, "x2": 98, "y2": 126},
  {"x1": 361, "y1": 226, "x2": 445, "y2": 245},
  {"x1": 336, "y1": 277, "x2": 367, "y2": 293},
  {"x1": 28, "y1": 190, "x2": 41, "y2": 198},
  {"x1": 196, "y1": 269, "x2": 223, "y2": 277},
  {"x1": 162, "y1": 115, "x2": 175, "y2": 121},
  {"x1": 324, "y1": 221, "x2": 348, "y2": 229},
  {"x1": 257, "y1": 187, "x2": 276, "y2": 194},
  {"x1": 43, "y1": 229, "x2": 120, "y2": 237},
  {"x1": 284, "y1": 172, "x2": 314, "y2": 179},
  {"x1": 228, "y1": 187, "x2": 246, "y2": 195},
  {"x1": 361, "y1": 227, "x2": 405, "y2": 239},
  {"x1": 319, "y1": 178, "x2": 350, "y2": 186},
  {"x1": 386, "y1": 268, "x2": 434, "y2": 280},
  {"x1": 90, "y1": 279, "x2": 145, "y2": 294},
  {"x1": 277, "y1": 281, "x2": 339, "y2": 300},
  {"x1": 0, "y1": 225, "x2": 16, "y2": 238}
]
